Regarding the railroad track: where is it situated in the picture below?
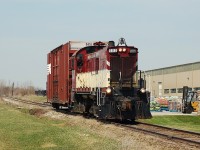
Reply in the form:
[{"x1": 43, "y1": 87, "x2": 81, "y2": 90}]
[
  {"x1": 2, "y1": 96, "x2": 200, "y2": 148},
  {"x1": 113, "y1": 121, "x2": 200, "y2": 148},
  {"x1": 2, "y1": 96, "x2": 51, "y2": 108}
]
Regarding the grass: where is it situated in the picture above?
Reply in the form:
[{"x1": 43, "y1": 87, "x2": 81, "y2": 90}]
[
  {"x1": 14, "y1": 95, "x2": 47, "y2": 102},
  {"x1": 0, "y1": 101, "x2": 118, "y2": 150},
  {"x1": 139, "y1": 115, "x2": 200, "y2": 132}
]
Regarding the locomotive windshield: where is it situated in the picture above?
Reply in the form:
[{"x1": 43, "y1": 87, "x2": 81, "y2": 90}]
[
  {"x1": 108, "y1": 44, "x2": 139, "y2": 97},
  {"x1": 110, "y1": 56, "x2": 137, "y2": 88}
]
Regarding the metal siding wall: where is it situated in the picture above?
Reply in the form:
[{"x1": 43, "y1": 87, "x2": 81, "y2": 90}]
[
  {"x1": 193, "y1": 63, "x2": 200, "y2": 70},
  {"x1": 47, "y1": 53, "x2": 53, "y2": 101},
  {"x1": 46, "y1": 44, "x2": 71, "y2": 104},
  {"x1": 146, "y1": 62, "x2": 200, "y2": 98},
  {"x1": 163, "y1": 73, "x2": 177, "y2": 89},
  {"x1": 151, "y1": 75, "x2": 163, "y2": 97},
  {"x1": 58, "y1": 48, "x2": 64, "y2": 102},
  {"x1": 177, "y1": 71, "x2": 193, "y2": 88},
  {"x1": 193, "y1": 70, "x2": 200, "y2": 88},
  {"x1": 64, "y1": 43, "x2": 70, "y2": 103},
  {"x1": 56, "y1": 44, "x2": 70, "y2": 104},
  {"x1": 52, "y1": 50, "x2": 59, "y2": 100}
]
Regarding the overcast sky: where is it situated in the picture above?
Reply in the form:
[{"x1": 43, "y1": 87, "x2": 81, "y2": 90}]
[{"x1": 0, "y1": 0, "x2": 200, "y2": 89}]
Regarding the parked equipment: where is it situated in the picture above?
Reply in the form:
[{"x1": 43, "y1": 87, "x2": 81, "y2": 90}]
[
  {"x1": 182, "y1": 86, "x2": 200, "y2": 113},
  {"x1": 47, "y1": 38, "x2": 152, "y2": 121}
]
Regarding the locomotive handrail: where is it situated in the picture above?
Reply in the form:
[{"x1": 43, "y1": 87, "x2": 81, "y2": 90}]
[{"x1": 97, "y1": 87, "x2": 101, "y2": 106}]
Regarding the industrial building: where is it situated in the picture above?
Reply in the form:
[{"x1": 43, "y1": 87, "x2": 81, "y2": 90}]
[{"x1": 144, "y1": 61, "x2": 200, "y2": 98}]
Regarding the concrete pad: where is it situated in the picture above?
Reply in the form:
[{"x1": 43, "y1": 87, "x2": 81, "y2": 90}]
[{"x1": 151, "y1": 111, "x2": 198, "y2": 116}]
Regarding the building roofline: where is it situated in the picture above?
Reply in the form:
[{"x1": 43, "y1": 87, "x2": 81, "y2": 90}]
[{"x1": 145, "y1": 61, "x2": 200, "y2": 72}]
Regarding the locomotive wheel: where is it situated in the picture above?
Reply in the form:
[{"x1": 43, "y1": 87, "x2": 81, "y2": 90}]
[{"x1": 52, "y1": 103, "x2": 60, "y2": 110}]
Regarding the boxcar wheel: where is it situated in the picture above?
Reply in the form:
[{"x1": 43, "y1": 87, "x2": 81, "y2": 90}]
[{"x1": 52, "y1": 103, "x2": 60, "y2": 110}]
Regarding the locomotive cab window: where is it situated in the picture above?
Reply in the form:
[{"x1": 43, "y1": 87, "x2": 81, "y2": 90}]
[
  {"x1": 86, "y1": 47, "x2": 96, "y2": 54},
  {"x1": 69, "y1": 58, "x2": 75, "y2": 70},
  {"x1": 77, "y1": 54, "x2": 83, "y2": 67}
]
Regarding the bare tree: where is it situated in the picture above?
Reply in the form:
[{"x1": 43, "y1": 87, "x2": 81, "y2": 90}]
[
  {"x1": 0, "y1": 80, "x2": 11, "y2": 96},
  {"x1": 0, "y1": 80, "x2": 36, "y2": 97}
]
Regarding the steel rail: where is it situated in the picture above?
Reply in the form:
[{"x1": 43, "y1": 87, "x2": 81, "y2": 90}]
[
  {"x1": 122, "y1": 124, "x2": 200, "y2": 147},
  {"x1": 137, "y1": 122, "x2": 200, "y2": 136},
  {"x1": 3, "y1": 96, "x2": 51, "y2": 107},
  {"x1": 100, "y1": 119, "x2": 200, "y2": 148}
]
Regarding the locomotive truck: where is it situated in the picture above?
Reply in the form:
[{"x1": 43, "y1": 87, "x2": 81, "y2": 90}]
[{"x1": 47, "y1": 38, "x2": 152, "y2": 121}]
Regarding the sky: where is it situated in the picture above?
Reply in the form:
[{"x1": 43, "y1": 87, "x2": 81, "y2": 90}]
[{"x1": 0, "y1": 0, "x2": 200, "y2": 89}]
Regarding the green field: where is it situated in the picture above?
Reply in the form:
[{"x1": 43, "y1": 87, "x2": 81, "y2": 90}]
[
  {"x1": 0, "y1": 101, "x2": 118, "y2": 150},
  {"x1": 14, "y1": 95, "x2": 47, "y2": 103},
  {"x1": 139, "y1": 115, "x2": 200, "y2": 132}
]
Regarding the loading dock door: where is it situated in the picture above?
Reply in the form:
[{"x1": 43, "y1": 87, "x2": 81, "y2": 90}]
[{"x1": 158, "y1": 82, "x2": 162, "y2": 97}]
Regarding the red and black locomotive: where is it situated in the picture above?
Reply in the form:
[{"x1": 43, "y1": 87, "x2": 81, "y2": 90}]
[{"x1": 47, "y1": 38, "x2": 151, "y2": 121}]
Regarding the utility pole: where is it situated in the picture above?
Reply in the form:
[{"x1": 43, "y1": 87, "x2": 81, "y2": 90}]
[{"x1": 11, "y1": 82, "x2": 14, "y2": 96}]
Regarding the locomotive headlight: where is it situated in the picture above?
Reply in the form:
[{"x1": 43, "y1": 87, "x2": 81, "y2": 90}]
[
  {"x1": 118, "y1": 48, "x2": 122, "y2": 52},
  {"x1": 140, "y1": 88, "x2": 146, "y2": 93},
  {"x1": 106, "y1": 87, "x2": 112, "y2": 94},
  {"x1": 122, "y1": 48, "x2": 126, "y2": 52}
]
